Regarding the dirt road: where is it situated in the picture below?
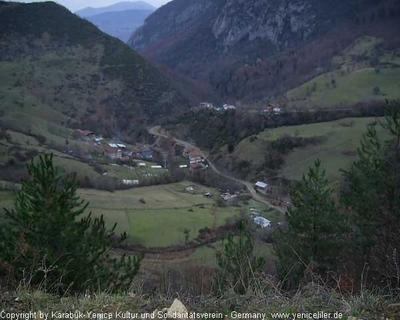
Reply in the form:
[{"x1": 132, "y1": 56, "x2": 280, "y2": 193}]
[{"x1": 149, "y1": 126, "x2": 286, "y2": 214}]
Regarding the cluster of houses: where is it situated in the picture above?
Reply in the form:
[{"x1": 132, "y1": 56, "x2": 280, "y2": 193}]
[
  {"x1": 261, "y1": 104, "x2": 283, "y2": 115},
  {"x1": 74, "y1": 129, "x2": 153, "y2": 162},
  {"x1": 192, "y1": 102, "x2": 237, "y2": 112},
  {"x1": 182, "y1": 147, "x2": 208, "y2": 171}
]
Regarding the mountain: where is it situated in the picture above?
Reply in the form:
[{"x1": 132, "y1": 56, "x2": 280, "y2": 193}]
[
  {"x1": 0, "y1": 1, "x2": 188, "y2": 142},
  {"x1": 129, "y1": 0, "x2": 400, "y2": 105},
  {"x1": 84, "y1": 9, "x2": 154, "y2": 42},
  {"x1": 75, "y1": 1, "x2": 155, "y2": 18}
]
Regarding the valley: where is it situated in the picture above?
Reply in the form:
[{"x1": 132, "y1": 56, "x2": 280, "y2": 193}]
[{"x1": 1, "y1": 0, "x2": 400, "y2": 314}]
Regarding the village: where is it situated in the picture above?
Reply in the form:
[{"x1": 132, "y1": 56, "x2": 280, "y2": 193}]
[
  {"x1": 72, "y1": 128, "x2": 280, "y2": 230},
  {"x1": 192, "y1": 102, "x2": 283, "y2": 115}
]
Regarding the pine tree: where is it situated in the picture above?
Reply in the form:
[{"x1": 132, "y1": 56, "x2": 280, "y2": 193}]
[
  {"x1": 0, "y1": 154, "x2": 143, "y2": 293},
  {"x1": 342, "y1": 101, "x2": 400, "y2": 290},
  {"x1": 275, "y1": 159, "x2": 347, "y2": 288},
  {"x1": 213, "y1": 220, "x2": 265, "y2": 295}
]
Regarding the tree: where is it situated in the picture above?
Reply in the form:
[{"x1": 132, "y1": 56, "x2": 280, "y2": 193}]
[
  {"x1": 341, "y1": 101, "x2": 400, "y2": 290},
  {"x1": 0, "y1": 154, "x2": 143, "y2": 293},
  {"x1": 213, "y1": 220, "x2": 265, "y2": 295},
  {"x1": 274, "y1": 159, "x2": 347, "y2": 288}
]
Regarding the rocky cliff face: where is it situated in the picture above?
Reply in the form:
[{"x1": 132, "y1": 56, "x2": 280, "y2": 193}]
[
  {"x1": 128, "y1": 0, "x2": 399, "y2": 104},
  {"x1": 130, "y1": 0, "x2": 359, "y2": 61}
]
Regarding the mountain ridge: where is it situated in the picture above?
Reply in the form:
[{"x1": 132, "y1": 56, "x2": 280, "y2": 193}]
[
  {"x1": 75, "y1": 1, "x2": 155, "y2": 18},
  {"x1": 129, "y1": 0, "x2": 400, "y2": 105},
  {"x1": 0, "y1": 1, "x2": 189, "y2": 140},
  {"x1": 83, "y1": 9, "x2": 154, "y2": 42}
]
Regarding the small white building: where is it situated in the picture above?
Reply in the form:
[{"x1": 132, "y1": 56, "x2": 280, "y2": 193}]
[
  {"x1": 253, "y1": 216, "x2": 271, "y2": 228},
  {"x1": 223, "y1": 104, "x2": 236, "y2": 110},
  {"x1": 122, "y1": 179, "x2": 139, "y2": 186},
  {"x1": 254, "y1": 181, "x2": 270, "y2": 194}
]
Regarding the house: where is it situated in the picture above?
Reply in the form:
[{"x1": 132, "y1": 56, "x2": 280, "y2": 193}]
[
  {"x1": 122, "y1": 179, "x2": 139, "y2": 186},
  {"x1": 222, "y1": 104, "x2": 236, "y2": 110},
  {"x1": 220, "y1": 193, "x2": 238, "y2": 203},
  {"x1": 190, "y1": 162, "x2": 204, "y2": 171},
  {"x1": 253, "y1": 216, "x2": 271, "y2": 228},
  {"x1": 204, "y1": 192, "x2": 213, "y2": 198},
  {"x1": 183, "y1": 147, "x2": 204, "y2": 163},
  {"x1": 254, "y1": 181, "x2": 271, "y2": 194},
  {"x1": 184, "y1": 186, "x2": 194, "y2": 194},
  {"x1": 75, "y1": 129, "x2": 94, "y2": 140},
  {"x1": 104, "y1": 145, "x2": 122, "y2": 159},
  {"x1": 116, "y1": 143, "x2": 126, "y2": 149},
  {"x1": 189, "y1": 149, "x2": 203, "y2": 163},
  {"x1": 273, "y1": 107, "x2": 282, "y2": 114},
  {"x1": 182, "y1": 147, "x2": 193, "y2": 158},
  {"x1": 139, "y1": 147, "x2": 153, "y2": 159}
]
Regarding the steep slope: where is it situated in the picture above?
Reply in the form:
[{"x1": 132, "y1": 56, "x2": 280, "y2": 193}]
[
  {"x1": 75, "y1": 1, "x2": 155, "y2": 18},
  {"x1": 84, "y1": 9, "x2": 154, "y2": 42},
  {"x1": 129, "y1": 0, "x2": 400, "y2": 105},
  {"x1": 0, "y1": 1, "x2": 189, "y2": 141}
]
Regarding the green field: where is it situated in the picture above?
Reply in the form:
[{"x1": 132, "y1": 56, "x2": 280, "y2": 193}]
[
  {"x1": 81, "y1": 182, "x2": 277, "y2": 247},
  {"x1": 287, "y1": 36, "x2": 400, "y2": 109},
  {"x1": 235, "y1": 117, "x2": 386, "y2": 187},
  {"x1": 287, "y1": 68, "x2": 400, "y2": 108},
  {"x1": 0, "y1": 181, "x2": 277, "y2": 251}
]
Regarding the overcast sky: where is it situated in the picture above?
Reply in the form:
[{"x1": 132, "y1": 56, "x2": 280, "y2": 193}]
[{"x1": 8, "y1": 0, "x2": 171, "y2": 11}]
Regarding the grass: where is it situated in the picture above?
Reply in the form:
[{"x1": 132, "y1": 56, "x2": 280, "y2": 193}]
[
  {"x1": 0, "y1": 189, "x2": 15, "y2": 211},
  {"x1": 0, "y1": 180, "x2": 277, "y2": 250},
  {"x1": 102, "y1": 161, "x2": 169, "y2": 182},
  {"x1": 80, "y1": 182, "x2": 252, "y2": 247},
  {"x1": 235, "y1": 117, "x2": 387, "y2": 187},
  {"x1": 2, "y1": 285, "x2": 399, "y2": 318},
  {"x1": 287, "y1": 68, "x2": 400, "y2": 108},
  {"x1": 287, "y1": 35, "x2": 400, "y2": 109}
]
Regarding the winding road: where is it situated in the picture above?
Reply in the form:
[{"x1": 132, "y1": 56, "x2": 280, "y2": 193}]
[{"x1": 148, "y1": 126, "x2": 286, "y2": 214}]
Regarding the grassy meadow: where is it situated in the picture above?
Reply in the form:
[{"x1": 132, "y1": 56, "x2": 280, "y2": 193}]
[
  {"x1": 234, "y1": 117, "x2": 387, "y2": 188},
  {"x1": 287, "y1": 36, "x2": 400, "y2": 109},
  {"x1": 0, "y1": 181, "x2": 279, "y2": 251}
]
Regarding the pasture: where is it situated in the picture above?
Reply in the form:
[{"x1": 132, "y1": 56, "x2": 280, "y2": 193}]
[
  {"x1": 287, "y1": 35, "x2": 400, "y2": 109},
  {"x1": 80, "y1": 182, "x2": 277, "y2": 247},
  {"x1": 0, "y1": 180, "x2": 277, "y2": 263},
  {"x1": 235, "y1": 117, "x2": 387, "y2": 187}
]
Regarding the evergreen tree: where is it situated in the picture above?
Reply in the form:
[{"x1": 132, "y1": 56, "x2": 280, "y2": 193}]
[
  {"x1": 213, "y1": 220, "x2": 265, "y2": 295},
  {"x1": 342, "y1": 101, "x2": 400, "y2": 290},
  {"x1": 0, "y1": 154, "x2": 143, "y2": 293},
  {"x1": 275, "y1": 159, "x2": 347, "y2": 288}
]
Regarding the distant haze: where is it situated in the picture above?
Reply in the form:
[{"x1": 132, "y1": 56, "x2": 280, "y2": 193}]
[{"x1": 7, "y1": 0, "x2": 171, "y2": 11}]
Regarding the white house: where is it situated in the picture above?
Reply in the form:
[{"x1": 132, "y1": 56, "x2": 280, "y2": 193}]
[
  {"x1": 223, "y1": 104, "x2": 236, "y2": 110},
  {"x1": 254, "y1": 181, "x2": 270, "y2": 194},
  {"x1": 253, "y1": 216, "x2": 271, "y2": 228},
  {"x1": 122, "y1": 179, "x2": 139, "y2": 186}
]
